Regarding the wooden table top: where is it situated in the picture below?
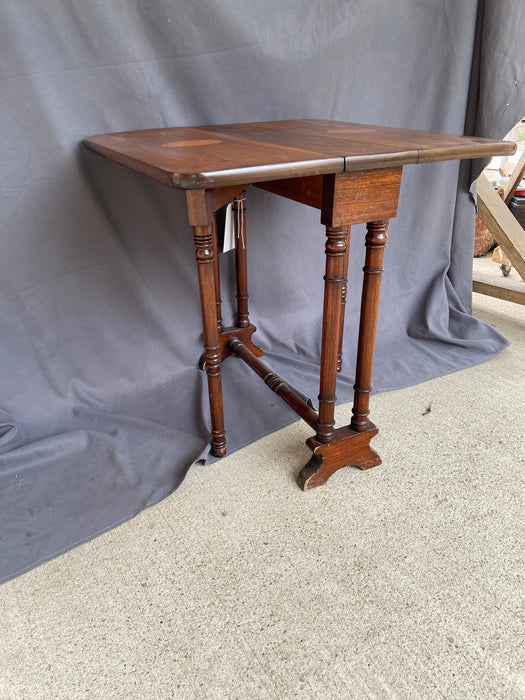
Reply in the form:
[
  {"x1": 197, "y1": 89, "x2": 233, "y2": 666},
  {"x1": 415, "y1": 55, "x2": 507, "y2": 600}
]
[{"x1": 83, "y1": 119, "x2": 515, "y2": 189}]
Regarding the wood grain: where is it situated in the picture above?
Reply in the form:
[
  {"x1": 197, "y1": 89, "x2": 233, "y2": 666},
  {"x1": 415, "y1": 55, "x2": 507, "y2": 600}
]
[
  {"x1": 351, "y1": 221, "x2": 389, "y2": 433},
  {"x1": 316, "y1": 225, "x2": 351, "y2": 444},
  {"x1": 83, "y1": 120, "x2": 514, "y2": 190},
  {"x1": 192, "y1": 223, "x2": 226, "y2": 457},
  {"x1": 321, "y1": 169, "x2": 402, "y2": 227},
  {"x1": 298, "y1": 423, "x2": 382, "y2": 490},
  {"x1": 228, "y1": 338, "x2": 318, "y2": 430}
]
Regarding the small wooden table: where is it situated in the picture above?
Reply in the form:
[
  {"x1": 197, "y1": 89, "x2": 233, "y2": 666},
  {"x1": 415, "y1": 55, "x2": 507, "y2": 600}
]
[{"x1": 84, "y1": 120, "x2": 513, "y2": 489}]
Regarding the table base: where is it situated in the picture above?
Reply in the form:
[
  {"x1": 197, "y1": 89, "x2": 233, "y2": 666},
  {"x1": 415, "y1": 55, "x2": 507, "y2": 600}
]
[{"x1": 187, "y1": 170, "x2": 402, "y2": 489}]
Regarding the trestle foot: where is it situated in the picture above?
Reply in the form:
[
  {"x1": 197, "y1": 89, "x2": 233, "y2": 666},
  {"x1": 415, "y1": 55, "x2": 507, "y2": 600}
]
[{"x1": 297, "y1": 424, "x2": 381, "y2": 490}]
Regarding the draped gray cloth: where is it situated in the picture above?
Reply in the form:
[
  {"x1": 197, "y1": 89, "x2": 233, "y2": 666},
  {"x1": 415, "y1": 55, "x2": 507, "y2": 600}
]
[{"x1": 1, "y1": 0, "x2": 524, "y2": 583}]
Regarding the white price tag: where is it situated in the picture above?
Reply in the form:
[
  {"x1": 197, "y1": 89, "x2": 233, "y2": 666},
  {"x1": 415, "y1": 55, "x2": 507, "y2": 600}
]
[{"x1": 222, "y1": 202, "x2": 236, "y2": 253}]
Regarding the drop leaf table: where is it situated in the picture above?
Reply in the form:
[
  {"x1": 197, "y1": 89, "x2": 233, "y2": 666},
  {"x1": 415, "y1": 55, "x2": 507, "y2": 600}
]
[{"x1": 84, "y1": 120, "x2": 513, "y2": 489}]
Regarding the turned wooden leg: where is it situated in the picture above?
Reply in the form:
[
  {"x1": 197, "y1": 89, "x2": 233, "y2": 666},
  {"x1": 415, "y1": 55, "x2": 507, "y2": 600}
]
[
  {"x1": 337, "y1": 226, "x2": 351, "y2": 372},
  {"x1": 316, "y1": 225, "x2": 350, "y2": 443},
  {"x1": 193, "y1": 224, "x2": 227, "y2": 457},
  {"x1": 211, "y1": 214, "x2": 223, "y2": 333},
  {"x1": 298, "y1": 220, "x2": 387, "y2": 491},
  {"x1": 232, "y1": 191, "x2": 250, "y2": 328},
  {"x1": 351, "y1": 220, "x2": 389, "y2": 432}
]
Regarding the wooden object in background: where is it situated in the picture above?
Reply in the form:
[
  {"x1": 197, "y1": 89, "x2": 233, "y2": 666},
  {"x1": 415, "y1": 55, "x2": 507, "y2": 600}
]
[
  {"x1": 477, "y1": 174, "x2": 525, "y2": 283},
  {"x1": 84, "y1": 121, "x2": 514, "y2": 490},
  {"x1": 472, "y1": 277, "x2": 525, "y2": 306},
  {"x1": 503, "y1": 149, "x2": 525, "y2": 205},
  {"x1": 473, "y1": 244, "x2": 524, "y2": 305}
]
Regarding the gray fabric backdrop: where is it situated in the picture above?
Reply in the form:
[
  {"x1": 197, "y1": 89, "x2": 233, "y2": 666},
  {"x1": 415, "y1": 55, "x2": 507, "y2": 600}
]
[{"x1": 1, "y1": 0, "x2": 524, "y2": 583}]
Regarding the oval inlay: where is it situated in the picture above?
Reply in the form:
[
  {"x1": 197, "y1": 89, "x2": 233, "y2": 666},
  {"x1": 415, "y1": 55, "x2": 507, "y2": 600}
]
[{"x1": 161, "y1": 139, "x2": 222, "y2": 147}]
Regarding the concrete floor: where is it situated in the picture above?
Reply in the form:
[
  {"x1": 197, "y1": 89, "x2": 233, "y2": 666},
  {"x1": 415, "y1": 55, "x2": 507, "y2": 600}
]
[{"x1": 0, "y1": 293, "x2": 524, "y2": 700}]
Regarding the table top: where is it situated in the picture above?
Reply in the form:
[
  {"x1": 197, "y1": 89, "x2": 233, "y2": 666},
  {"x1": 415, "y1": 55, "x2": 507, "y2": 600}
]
[{"x1": 83, "y1": 119, "x2": 515, "y2": 190}]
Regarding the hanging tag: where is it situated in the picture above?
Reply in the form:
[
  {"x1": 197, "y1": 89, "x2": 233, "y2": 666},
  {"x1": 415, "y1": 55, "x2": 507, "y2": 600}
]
[{"x1": 222, "y1": 202, "x2": 236, "y2": 253}]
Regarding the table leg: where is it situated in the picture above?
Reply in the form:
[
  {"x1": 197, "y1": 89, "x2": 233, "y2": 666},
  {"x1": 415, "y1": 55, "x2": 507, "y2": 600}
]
[
  {"x1": 298, "y1": 220, "x2": 388, "y2": 490},
  {"x1": 351, "y1": 220, "x2": 389, "y2": 432},
  {"x1": 213, "y1": 189, "x2": 264, "y2": 362},
  {"x1": 233, "y1": 191, "x2": 250, "y2": 328},
  {"x1": 316, "y1": 225, "x2": 351, "y2": 443},
  {"x1": 211, "y1": 215, "x2": 224, "y2": 333},
  {"x1": 337, "y1": 227, "x2": 351, "y2": 372},
  {"x1": 193, "y1": 224, "x2": 227, "y2": 458}
]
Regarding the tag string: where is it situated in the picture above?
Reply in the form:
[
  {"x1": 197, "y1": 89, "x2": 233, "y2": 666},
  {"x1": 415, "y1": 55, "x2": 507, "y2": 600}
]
[{"x1": 236, "y1": 198, "x2": 246, "y2": 250}]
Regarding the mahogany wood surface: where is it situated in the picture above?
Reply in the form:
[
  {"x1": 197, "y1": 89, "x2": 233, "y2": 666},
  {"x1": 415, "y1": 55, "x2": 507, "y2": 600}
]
[
  {"x1": 255, "y1": 168, "x2": 402, "y2": 226},
  {"x1": 192, "y1": 223, "x2": 226, "y2": 458},
  {"x1": 316, "y1": 225, "x2": 351, "y2": 444},
  {"x1": 84, "y1": 120, "x2": 515, "y2": 490},
  {"x1": 255, "y1": 175, "x2": 324, "y2": 210},
  {"x1": 84, "y1": 120, "x2": 514, "y2": 189},
  {"x1": 321, "y1": 168, "x2": 402, "y2": 226},
  {"x1": 337, "y1": 233, "x2": 351, "y2": 374},
  {"x1": 351, "y1": 221, "x2": 389, "y2": 433},
  {"x1": 211, "y1": 215, "x2": 223, "y2": 333},
  {"x1": 199, "y1": 325, "x2": 263, "y2": 370},
  {"x1": 298, "y1": 423, "x2": 382, "y2": 490}
]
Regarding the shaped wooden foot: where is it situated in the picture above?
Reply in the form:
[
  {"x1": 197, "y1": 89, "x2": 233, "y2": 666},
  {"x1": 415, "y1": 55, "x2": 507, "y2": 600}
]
[{"x1": 297, "y1": 424, "x2": 381, "y2": 490}]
